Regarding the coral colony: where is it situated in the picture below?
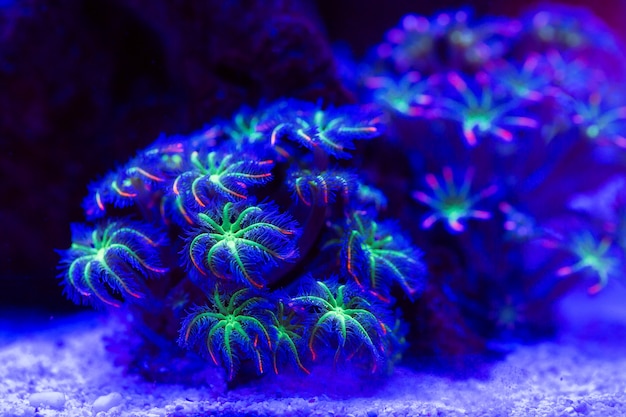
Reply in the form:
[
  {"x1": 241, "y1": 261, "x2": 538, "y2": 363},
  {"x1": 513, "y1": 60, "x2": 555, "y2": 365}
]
[{"x1": 58, "y1": 5, "x2": 626, "y2": 383}]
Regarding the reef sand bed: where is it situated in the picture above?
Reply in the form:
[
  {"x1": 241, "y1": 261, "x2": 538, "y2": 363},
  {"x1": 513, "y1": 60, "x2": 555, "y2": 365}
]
[{"x1": 1, "y1": 287, "x2": 625, "y2": 417}]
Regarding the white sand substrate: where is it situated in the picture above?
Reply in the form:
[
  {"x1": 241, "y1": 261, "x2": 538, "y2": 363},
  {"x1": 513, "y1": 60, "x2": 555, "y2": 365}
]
[{"x1": 1, "y1": 285, "x2": 625, "y2": 417}]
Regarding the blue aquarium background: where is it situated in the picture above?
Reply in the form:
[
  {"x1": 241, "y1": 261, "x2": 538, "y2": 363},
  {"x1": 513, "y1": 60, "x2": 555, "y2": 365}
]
[{"x1": 2, "y1": 1, "x2": 626, "y2": 416}]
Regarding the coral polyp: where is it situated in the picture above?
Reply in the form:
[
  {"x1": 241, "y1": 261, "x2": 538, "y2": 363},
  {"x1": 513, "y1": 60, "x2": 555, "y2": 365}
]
[
  {"x1": 272, "y1": 102, "x2": 384, "y2": 159},
  {"x1": 436, "y1": 72, "x2": 539, "y2": 146},
  {"x1": 340, "y1": 213, "x2": 425, "y2": 302},
  {"x1": 364, "y1": 71, "x2": 434, "y2": 116},
  {"x1": 569, "y1": 91, "x2": 626, "y2": 148},
  {"x1": 58, "y1": 220, "x2": 167, "y2": 308},
  {"x1": 412, "y1": 167, "x2": 497, "y2": 233},
  {"x1": 290, "y1": 280, "x2": 388, "y2": 372},
  {"x1": 287, "y1": 169, "x2": 356, "y2": 207},
  {"x1": 555, "y1": 232, "x2": 621, "y2": 294},
  {"x1": 83, "y1": 140, "x2": 187, "y2": 220},
  {"x1": 172, "y1": 151, "x2": 274, "y2": 209},
  {"x1": 266, "y1": 300, "x2": 309, "y2": 375},
  {"x1": 179, "y1": 287, "x2": 272, "y2": 380},
  {"x1": 185, "y1": 202, "x2": 300, "y2": 289}
]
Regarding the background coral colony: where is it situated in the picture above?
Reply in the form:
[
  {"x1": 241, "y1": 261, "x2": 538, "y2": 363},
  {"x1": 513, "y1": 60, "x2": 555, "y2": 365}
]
[{"x1": 2, "y1": 0, "x2": 626, "y2": 410}]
